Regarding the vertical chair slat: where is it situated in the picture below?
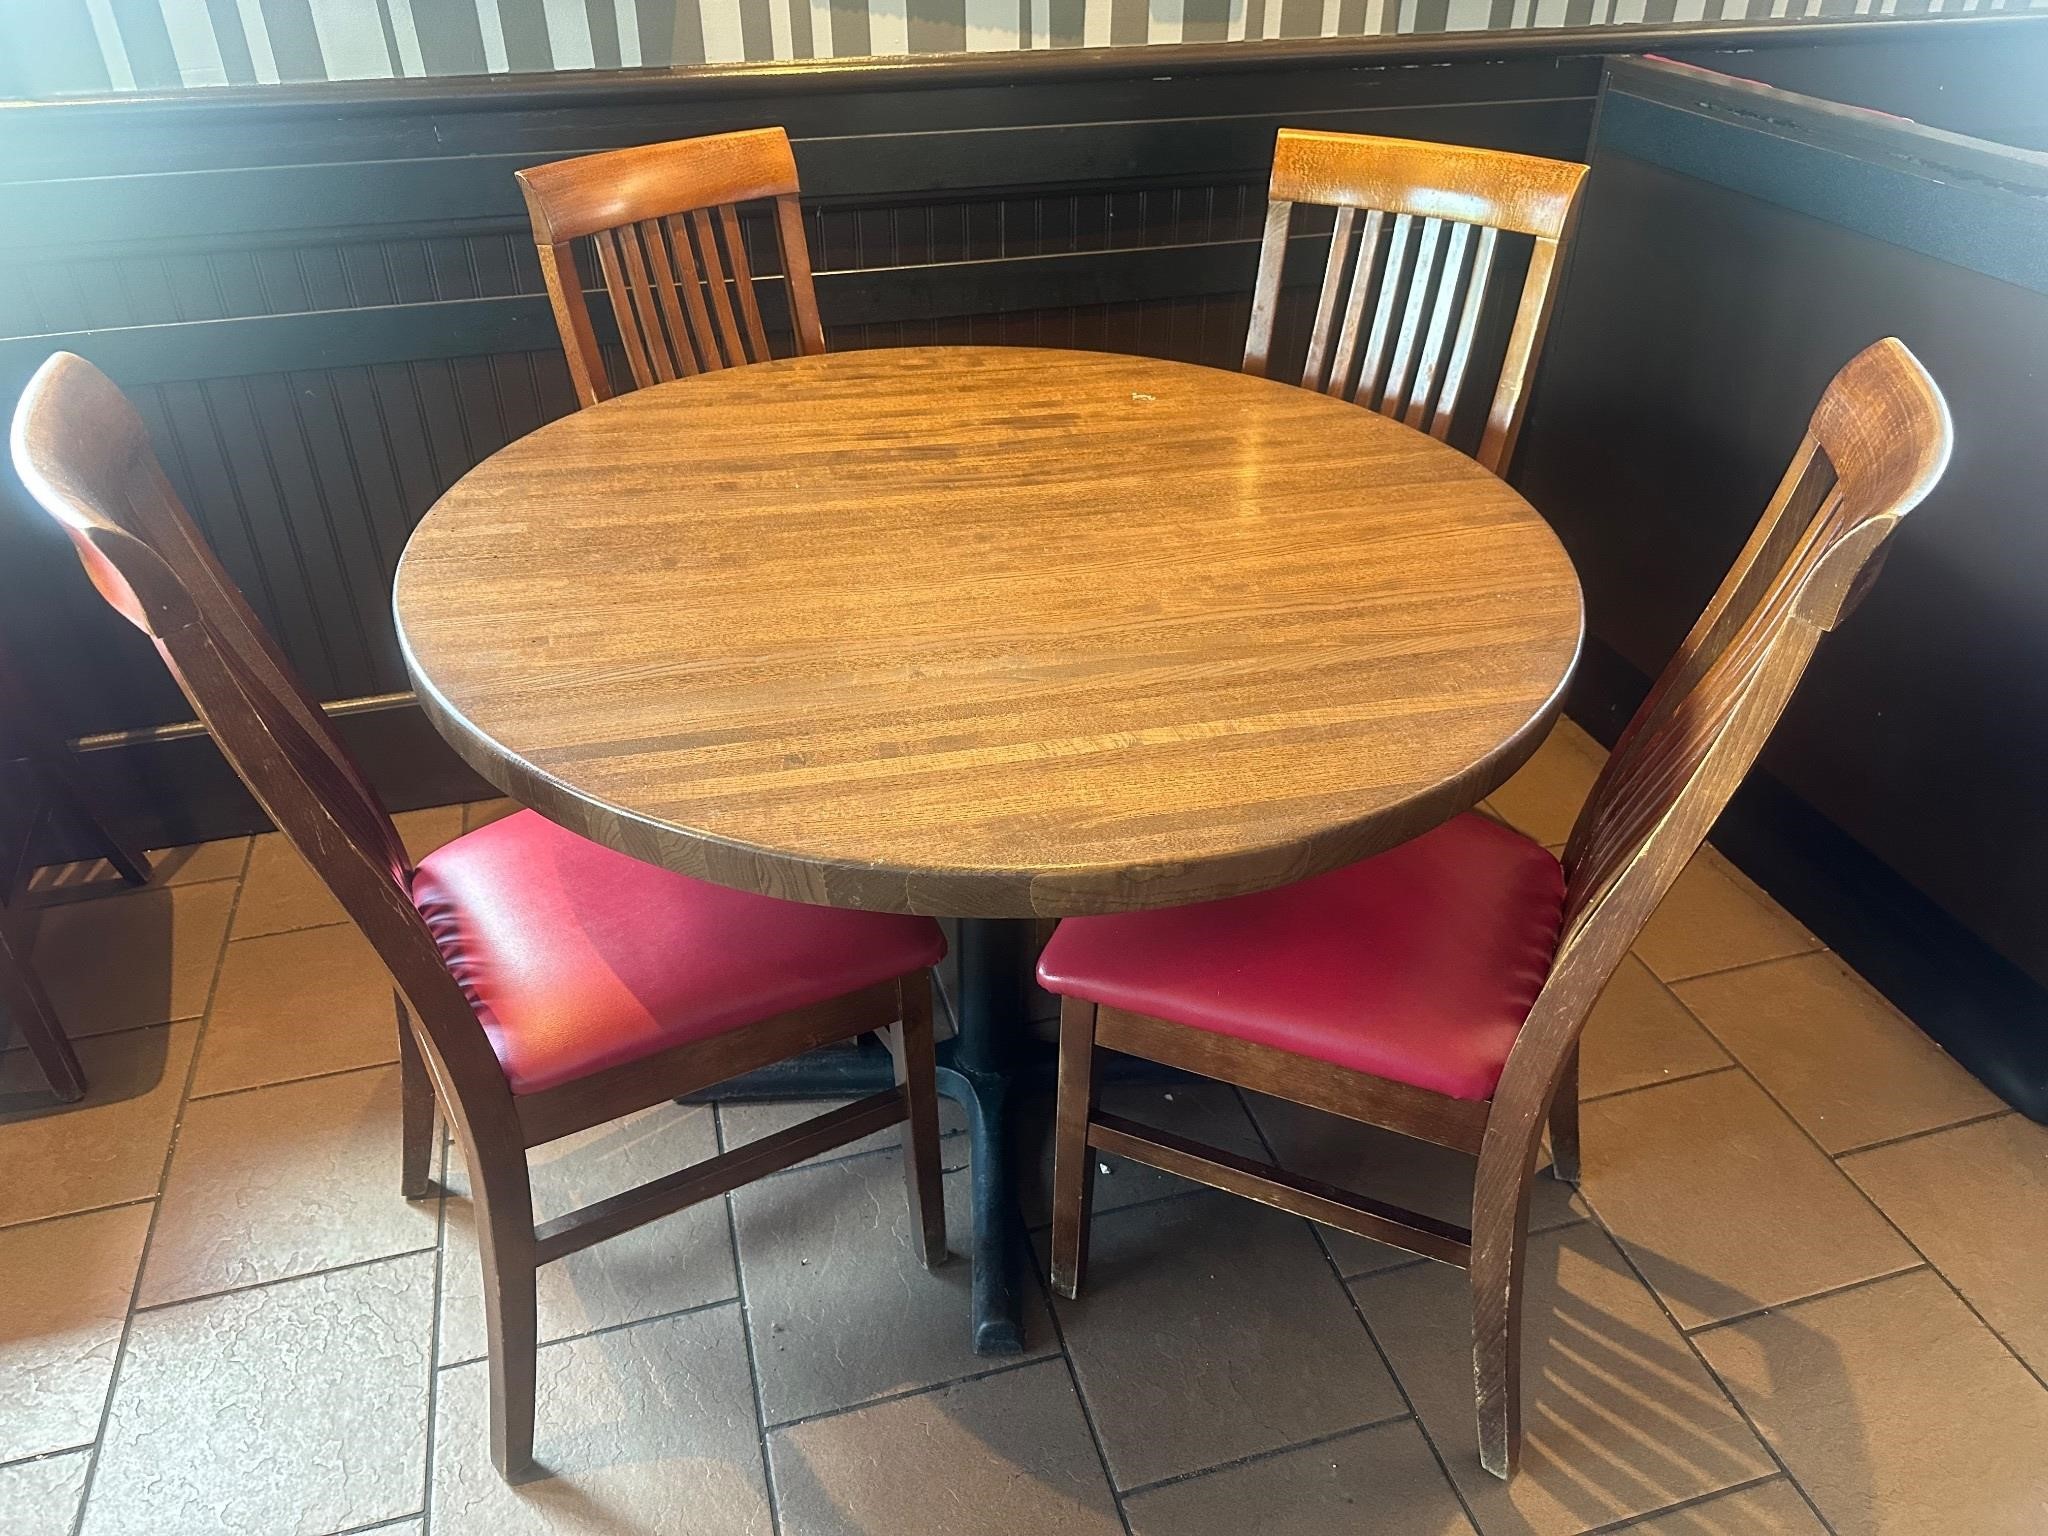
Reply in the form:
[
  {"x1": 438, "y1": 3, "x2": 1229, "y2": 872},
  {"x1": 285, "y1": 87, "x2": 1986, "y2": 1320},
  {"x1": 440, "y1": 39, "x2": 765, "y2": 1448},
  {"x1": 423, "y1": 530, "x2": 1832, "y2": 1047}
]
[
  {"x1": 614, "y1": 221, "x2": 677, "y2": 383},
  {"x1": 774, "y1": 194, "x2": 827, "y2": 355},
  {"x1": 1301, "y1": 206, "x2": 1358, "y2": 393},
  {"x1": 1428, "y1": 224, "x2": 1499, "y2": 442},
  {"x1": 592, "y1": 228, "x2": 656, "y2": 391},
  {"x1": 664, "y1": 214, "x2": 723, "y2": 372},
  {"x1": 1380, "y1": 216, "x2": 1446, "y2": 422},
  {"x1": 1405, "y1": 219, "x2": 1474, "y2": 432},
  {"x1": 721, "y1": 205, "x2": 772, "y2": 364},
  {"x1": 643, "y1": 217, "x2": 704, "y2": 376},
  {"x1": 1345, "y1": 211, "x2": 1408, "y2": 408},
  {"x1": 691, "y1": 207, "x2": 750, "y2": 369}
]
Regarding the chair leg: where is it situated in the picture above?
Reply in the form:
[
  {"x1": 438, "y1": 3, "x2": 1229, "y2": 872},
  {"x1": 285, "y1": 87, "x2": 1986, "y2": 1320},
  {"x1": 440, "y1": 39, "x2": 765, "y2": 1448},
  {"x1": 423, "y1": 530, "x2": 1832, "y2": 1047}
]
[
  {"x1": 889, "y1": 969, "x2": 948, "y2": 1269},
  {"x1": 467, "y1": 1139, "x2": 540, "y2": 1483},
  {"x1": 1049, "y1": 996, "x2": 1099, "y2": 1301},
  {"x1": 1470, "y1": 1158, "x2": 1535, "y2": 1479},
  {"x1": 0, "y1": 915, "x2": 85, "y2": 1102},
  {"x1": 1546, "y1": 1044, "x2": 1580, "y2": 1187},
  {"x1": 395, "y1": 993, "x2": 436, "y2": 1200}
]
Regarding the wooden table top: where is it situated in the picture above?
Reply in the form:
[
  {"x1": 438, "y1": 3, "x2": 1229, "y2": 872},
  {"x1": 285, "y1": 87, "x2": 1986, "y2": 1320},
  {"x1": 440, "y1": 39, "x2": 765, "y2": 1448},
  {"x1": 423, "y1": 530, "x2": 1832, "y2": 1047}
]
[{"x1": 395, "y1": 346, "x2": 1582, "y2": 917}]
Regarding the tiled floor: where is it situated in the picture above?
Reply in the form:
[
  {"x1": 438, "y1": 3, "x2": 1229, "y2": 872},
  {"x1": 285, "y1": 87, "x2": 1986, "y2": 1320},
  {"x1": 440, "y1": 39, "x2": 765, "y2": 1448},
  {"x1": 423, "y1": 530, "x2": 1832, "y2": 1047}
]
[{"x1": 3, "y1": 733, "x2": 2045, "y2": 1535}]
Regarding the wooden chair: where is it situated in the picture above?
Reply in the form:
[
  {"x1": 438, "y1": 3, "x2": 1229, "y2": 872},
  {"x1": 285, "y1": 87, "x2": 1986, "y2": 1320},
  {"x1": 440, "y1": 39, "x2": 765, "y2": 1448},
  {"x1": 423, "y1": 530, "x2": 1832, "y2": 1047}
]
[
  {"x1": 1243, "y1": 128, "x2": 1589, "y2": 476},
  {"x1": 0, "y1": 637, "x2": 151, "y2": 1099},
  {"x1": 11, "y1": 352, "x2": 948, "y2": 1482},
  {"x1": 516, "y1": 126, "x2": 824, "y2": 407},
  {"x1": 1039, "y1": 338, "x2": 1951, "y2": 1477}
]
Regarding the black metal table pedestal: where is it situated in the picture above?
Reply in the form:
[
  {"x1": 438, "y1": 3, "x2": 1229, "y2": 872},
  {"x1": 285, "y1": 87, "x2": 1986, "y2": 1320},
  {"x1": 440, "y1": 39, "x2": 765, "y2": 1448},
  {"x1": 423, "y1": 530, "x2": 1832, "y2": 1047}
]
[{"x1": 683, "y1": 916, "x2": 1033, "y2": 1355}]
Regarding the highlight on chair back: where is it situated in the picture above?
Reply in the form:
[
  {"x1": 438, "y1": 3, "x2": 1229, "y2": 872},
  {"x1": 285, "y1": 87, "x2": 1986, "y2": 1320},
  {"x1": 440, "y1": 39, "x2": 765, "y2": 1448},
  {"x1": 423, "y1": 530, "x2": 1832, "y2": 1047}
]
[
  {"x1": 10, "y1": 351, "x2": 949, "y2": 1483},
  {"x1": 1038, "y1": 337, "x2": 1951, "y2": 1477},
  {"x1": 516, "y1": 126, "x2": 824, "y2": 406},
  {"x1": 1243, "y1": 128, "x2": 1589, "y2": 477}
]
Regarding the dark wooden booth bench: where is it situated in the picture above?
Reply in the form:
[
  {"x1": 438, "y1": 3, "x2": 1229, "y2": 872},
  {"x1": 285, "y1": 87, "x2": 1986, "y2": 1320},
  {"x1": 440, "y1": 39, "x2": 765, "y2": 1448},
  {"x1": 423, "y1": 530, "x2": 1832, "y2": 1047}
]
[{"x1": 2, "y1": 11, "x2": 2045, "y2": 1114}]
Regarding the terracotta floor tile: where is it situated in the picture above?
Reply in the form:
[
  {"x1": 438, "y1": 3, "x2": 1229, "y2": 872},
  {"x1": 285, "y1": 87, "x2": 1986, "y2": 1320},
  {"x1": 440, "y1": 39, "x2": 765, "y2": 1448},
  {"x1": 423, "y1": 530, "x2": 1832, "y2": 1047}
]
[
  {"x1": 190, "y1": 923, "x2": 398, "y2": 1097},
  {"x1": 1243, "y1": 1093, "x2": 1581, "y2": 1277},
  {"x1": 461, "y1": 798, "x2": 520, "y2": 832},
  {"x1": 735, "y1": 1157, "x2": 1052, "y2": 1425},
  {"x1": 140, "y1": 1065, "x2": 437, "y2": 1307},
  {"x1": 769, "y1": 1359, "x2": 1123, "y2": 1536},
  {"x1": 718, "y1": 1089, "x2": 965, "y2": 1173},
  {"x1": 429, "y1": 1306, "x2": 772, "y2": 1535},
  {"x1": 1578, "y1": 957, "x2": 1731, "y2": 1102},
  {"x1": 1122, "y1": 1417, "x2": 1475, "y2": 1536},
  {"x1": 1675, "y1": 953, "x2": 2000, "y2": 1154},
  {"x1": 1354, "y1": 1223, "x2": 1772, "y2": 1536},
  {"x1": 27, "y1": 835, "x2": 248, "y2": 898},
  {"x1": 1841, "y1": 1113, "x2": 2048, "y2": 1379},
  {"x1": 0, "y1": 1023, "x2": 197, "y2": 1227},
  {"x1": 1486, "y1": 719, "x2": 1606, "y2": 848},
  {"x1": 1581, "y1": 1070, "x2": 1916, "y2": 1329},
  {"x1": 81, "y1": 1252, "x2": 434, "y2": 1536},
  {"x1": 1608, "y1": 1479, "x2": 1826, "y2": 1534},
  {"x1": 1695, "y1": 1268, "x2": 2048, "y2": 1536},
  {"x1": 438, "y1": 1102, "x2": 737, "y2": 1366},
  {"x1": 232, "y1": 806, "x2": 463, "y2": 939},
  {"x1": 0, "y1": 1448, "x2": 92, "y2": 1536},
  {"x1": 0, "y1": 1204, "x2": 152, "y2": 1462},
  {"x1": 1019, "y1": 1081, "x2": 1271, "y2": 1228},
  {"x1": 1633, "y1": 851, "x2": 1820, "y2": 983},
  {"x1": 29, "y1": 881, "x2": 234, "y2": 1040},
  {"x1": 1051, "y1": 1190, "x2": 1400, "y2": 1490}
]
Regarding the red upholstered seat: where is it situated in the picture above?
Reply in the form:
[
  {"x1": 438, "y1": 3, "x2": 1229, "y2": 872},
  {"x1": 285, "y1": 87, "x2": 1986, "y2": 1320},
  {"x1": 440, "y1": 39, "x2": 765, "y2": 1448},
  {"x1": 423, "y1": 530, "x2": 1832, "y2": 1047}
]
[
  {"x1": 411, "y1": 810, "x2": 945, "y2": 1095},
  {"x1": 1037, "y1": 812, "x2": 1563, "y2": 1102}
]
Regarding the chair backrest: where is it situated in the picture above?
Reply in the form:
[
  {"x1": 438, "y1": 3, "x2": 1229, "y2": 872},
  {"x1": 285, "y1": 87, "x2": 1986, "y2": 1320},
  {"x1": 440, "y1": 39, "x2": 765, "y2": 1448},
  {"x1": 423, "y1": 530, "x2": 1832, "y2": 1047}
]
[
  {"x1": 1243, "y1": 129, "x2": 1588, "y2": 476},
  {"x1": 1487, "y1": 339, "x2": 1951, "y2": 1142},
  {"x1": 9, "y1": 353, "x2": 505, "y2": 1098},
  {"x1": 516, "y1": 126, "x2": 824, "y2": 407}
]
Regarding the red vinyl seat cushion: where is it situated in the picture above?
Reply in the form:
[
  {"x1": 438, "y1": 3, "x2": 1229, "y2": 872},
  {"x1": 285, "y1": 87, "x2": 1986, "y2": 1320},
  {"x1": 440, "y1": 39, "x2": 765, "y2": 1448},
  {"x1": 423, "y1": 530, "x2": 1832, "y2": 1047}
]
[
  {"x1": 1037, "y1": 812, "x2": 1564, "y2": 1102},
  {"x1": 411, "y1": 809, "x2": 945, "y2": 1095}
]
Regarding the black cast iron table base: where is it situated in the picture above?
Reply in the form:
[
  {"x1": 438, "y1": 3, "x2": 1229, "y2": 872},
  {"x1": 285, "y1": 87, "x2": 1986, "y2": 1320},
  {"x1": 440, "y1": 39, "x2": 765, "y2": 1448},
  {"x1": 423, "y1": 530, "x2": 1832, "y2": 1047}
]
[{"x1": 683, "y1": 917, "x2": 1035, "y2": 1354}]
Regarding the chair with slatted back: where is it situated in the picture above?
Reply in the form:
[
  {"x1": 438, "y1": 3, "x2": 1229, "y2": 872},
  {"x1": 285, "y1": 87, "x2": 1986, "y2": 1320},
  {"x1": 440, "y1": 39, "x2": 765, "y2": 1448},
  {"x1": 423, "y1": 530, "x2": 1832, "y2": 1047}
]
[
  {"x1": 11, "y1": 351, "x2": 950, "y2": 1483},
  {"x1": 1243, "y1": 128, "x2": 1589, "y2": 477},
  {"x1": 1038, "y1": 338, "x2": 1951, "y2": 1477},
  {"x1": 516, "y1": 126, "x2": 823, "y2": 407}
]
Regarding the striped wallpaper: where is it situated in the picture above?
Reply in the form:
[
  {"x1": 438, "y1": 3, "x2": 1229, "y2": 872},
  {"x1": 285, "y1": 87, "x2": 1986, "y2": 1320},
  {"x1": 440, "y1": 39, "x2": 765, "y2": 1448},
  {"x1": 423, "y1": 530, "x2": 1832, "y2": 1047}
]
[{"x1": 4, "y1": 0, "x2": 2042, "y2": 95}]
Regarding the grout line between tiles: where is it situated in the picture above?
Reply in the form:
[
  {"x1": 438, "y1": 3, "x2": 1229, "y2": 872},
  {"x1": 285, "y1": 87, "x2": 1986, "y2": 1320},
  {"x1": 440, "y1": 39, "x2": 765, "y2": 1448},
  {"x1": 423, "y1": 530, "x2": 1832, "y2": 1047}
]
[
  {"x1": 1116, "y1": 1409, "x2": 1417, "y2": 1502},
  {"x1": 761, "y1": 1353, "x2": 1051, "y2": 1437},
  {"x1": 67, "y1": 834, "x2": 255, "y2": 1536},
  {"x1": 1650, "y1": 945, "x2": 1824, "y2": 988},
  {"x1": 183, "y1": 1056, "x2": 402, "y2": 1103},
  {"x1": 417, "y1": 1128, "x2": 450, "y2": 1536},
  {"x1": 1831, "y1": 1107, "x2": 2016, "y2": 1161},
  {"x1": 0, "y1": 1014, "x2": 207, "y2": 1063},
  {"x1": 435, "y1": 1293, "x2": 743, "y2": 1375},
  {"x1": 1020, "y1": 1203, "x2": 1134, "y2": 1534},
  {"x1": 1578, "y1": 1062, "x2": 1740, "y2": 1106},
  {"x1": 131, "y1": 1244, "x2": 441, "y2": 1315},
  {"x1": 323, "y1": 1512, "x2": 429, "y2": 1536},
  {"x1": 1574, "y1": 1471, "x2": 1789, "y2": 1536},
  {"x1": 1235, "y1": 1085, "x2": 1486, "y2": 1536},
  {"x1": 1683, "y1": 1264, "x2": 1930, "y2": 1338},
  {"x1": 0, "y1": 1193, "x2": 158, "y2": 1238},
  {"x1": 225, "y1": 914, "x2": 359, "y2": 946},
  {"x1": 716, "y1": 1105, "x2": 786, "y2": 1536},
  {"x1": 0, "y1": 1444, "x2": 96, "y2": 1476}
]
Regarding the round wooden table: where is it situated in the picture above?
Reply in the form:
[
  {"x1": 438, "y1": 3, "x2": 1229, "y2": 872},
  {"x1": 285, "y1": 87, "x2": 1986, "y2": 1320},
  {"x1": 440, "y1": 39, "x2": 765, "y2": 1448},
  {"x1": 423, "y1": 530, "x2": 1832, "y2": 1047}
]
[{"x1": 395, "y1": 345, "x2": 1583, "y2": 1352}]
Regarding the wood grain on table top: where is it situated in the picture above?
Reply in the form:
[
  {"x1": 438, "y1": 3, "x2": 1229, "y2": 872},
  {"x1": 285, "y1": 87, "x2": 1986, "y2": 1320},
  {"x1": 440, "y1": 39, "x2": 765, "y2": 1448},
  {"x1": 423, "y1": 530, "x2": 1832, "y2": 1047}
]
[{"x1": 395, "y1": 346, "x2": 1583, "y2": 916}]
